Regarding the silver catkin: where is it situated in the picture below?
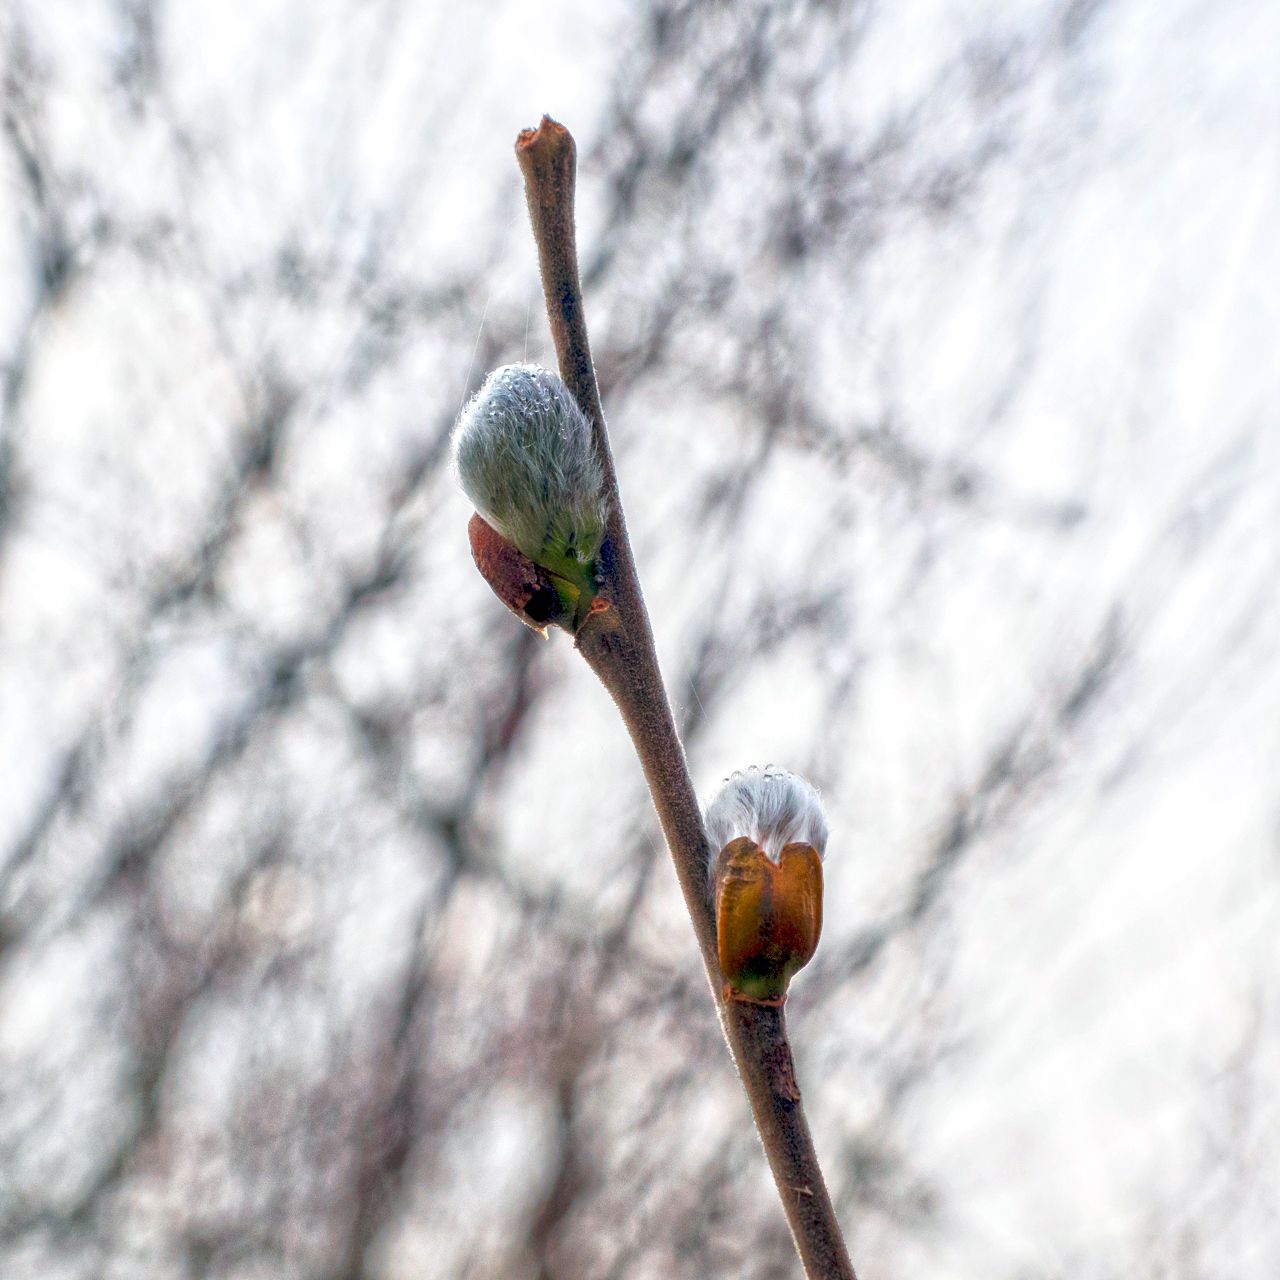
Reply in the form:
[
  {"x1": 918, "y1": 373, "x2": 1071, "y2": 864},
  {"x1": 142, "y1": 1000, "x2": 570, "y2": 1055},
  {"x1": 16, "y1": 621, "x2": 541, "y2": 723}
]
[
  {"x1": 451, "y1": 364, "x2": 607, "y2": 565},
  {"x1": 704, "y1": 766, "x2": 829, "y2": 880}
]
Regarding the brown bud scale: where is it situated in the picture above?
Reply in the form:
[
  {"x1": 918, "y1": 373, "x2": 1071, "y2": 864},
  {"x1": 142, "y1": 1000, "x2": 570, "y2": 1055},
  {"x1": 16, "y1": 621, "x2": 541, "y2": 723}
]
[{"x1": 467, "y1": 512, "x2": 561, "y2": 634}]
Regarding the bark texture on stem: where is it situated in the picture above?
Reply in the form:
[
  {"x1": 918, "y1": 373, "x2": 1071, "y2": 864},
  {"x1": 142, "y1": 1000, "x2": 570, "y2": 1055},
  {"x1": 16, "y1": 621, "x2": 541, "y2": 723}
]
[{"x1": 514, "y1": 115, "x2": 857, "y2": 1280}]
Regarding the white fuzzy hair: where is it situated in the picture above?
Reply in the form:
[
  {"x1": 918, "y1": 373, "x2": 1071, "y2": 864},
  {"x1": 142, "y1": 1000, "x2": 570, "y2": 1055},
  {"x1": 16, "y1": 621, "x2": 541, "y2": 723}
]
[
  {"x1": 703, "y1": 766, "x2": 829, "y2": 870},
  {"x1": 452, "y1": 363, "x2": 607, "y2": 565}
]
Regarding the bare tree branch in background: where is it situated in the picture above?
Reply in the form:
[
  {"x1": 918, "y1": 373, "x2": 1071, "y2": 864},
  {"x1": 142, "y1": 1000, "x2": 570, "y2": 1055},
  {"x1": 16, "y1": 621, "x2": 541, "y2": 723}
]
[{"x1": 1, "y1": 3, "x2": 1278, "y2": 1278}]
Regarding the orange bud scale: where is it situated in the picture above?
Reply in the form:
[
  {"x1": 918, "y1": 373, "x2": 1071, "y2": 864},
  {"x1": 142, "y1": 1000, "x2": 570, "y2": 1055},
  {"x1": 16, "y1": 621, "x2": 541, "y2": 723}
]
[{"x1": 715, "y1": 837, "x2": 823, "y2": 1003}]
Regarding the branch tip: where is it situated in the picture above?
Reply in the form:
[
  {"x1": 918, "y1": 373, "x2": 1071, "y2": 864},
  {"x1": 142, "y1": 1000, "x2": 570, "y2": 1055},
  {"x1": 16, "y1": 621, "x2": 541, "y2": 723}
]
[{"x1": 516, "y1": 114, "x2": 570, "y2": 156}]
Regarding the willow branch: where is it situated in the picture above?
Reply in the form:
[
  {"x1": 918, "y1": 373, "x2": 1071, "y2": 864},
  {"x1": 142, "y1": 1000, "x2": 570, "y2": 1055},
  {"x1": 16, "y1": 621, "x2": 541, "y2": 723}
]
[{"x1": 514, "y1": 115, "x2": 857, "y2": 1280}]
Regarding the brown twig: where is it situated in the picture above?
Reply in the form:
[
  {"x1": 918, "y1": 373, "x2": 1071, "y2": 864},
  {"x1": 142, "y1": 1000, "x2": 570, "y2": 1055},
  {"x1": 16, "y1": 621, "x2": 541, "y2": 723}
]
[{"x1": 514, "y1": 115, "x2": 857, "y2": 1280}]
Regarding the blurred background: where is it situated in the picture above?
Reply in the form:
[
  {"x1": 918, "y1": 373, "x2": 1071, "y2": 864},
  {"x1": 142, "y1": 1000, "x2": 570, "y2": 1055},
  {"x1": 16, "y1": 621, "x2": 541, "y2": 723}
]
[{"x1": 1, "y1": 0, "x2": 1278, "y2": 1276}]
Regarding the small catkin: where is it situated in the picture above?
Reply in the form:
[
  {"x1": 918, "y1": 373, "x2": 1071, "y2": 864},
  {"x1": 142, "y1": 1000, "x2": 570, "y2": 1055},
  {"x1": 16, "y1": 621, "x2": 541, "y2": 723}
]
[
  {"x1": 452, "y1": 363, "x2": 607, "y2": 567},
  {"x1": 704, "y1": 766, "x2": 829, "y2": 874}
]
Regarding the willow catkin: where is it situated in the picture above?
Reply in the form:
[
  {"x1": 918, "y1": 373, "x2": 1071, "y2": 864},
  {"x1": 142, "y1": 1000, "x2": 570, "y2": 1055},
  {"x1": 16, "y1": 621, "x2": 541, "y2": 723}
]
[
  {"x1": 451, "y1": 363, "x2": 607, "y2": 569},
  {"x1": 704, "y1": 766, "x2": 829, "y2": 873}
]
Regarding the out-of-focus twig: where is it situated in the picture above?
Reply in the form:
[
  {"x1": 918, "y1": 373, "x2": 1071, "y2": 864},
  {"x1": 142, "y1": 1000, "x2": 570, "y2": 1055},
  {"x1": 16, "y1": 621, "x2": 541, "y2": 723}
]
[{"x1": 515, "y1": 114, "x2": 856, "y2": 1280}]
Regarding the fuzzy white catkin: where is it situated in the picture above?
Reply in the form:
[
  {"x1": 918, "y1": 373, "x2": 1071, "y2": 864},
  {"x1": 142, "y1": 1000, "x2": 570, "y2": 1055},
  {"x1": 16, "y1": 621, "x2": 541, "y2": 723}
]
[
  {"x1": 703, "y1": 767, "x2": 829, "y2": 874},
  {"x1": 452, "y1": 363, "x2": 607, "y2": 565}
]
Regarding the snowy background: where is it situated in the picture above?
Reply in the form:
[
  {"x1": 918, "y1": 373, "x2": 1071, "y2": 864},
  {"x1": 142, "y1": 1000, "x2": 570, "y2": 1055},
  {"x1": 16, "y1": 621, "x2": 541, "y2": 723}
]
[{"x1": 1, "y1": 1, "x2": 1278, "y2": 1276}]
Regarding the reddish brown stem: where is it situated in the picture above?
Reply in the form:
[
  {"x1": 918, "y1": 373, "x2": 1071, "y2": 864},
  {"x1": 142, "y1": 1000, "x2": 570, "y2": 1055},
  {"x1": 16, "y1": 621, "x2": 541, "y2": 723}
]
[{"x1": 515, "y1": 115, "x2": 857, "y2": 1280}]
